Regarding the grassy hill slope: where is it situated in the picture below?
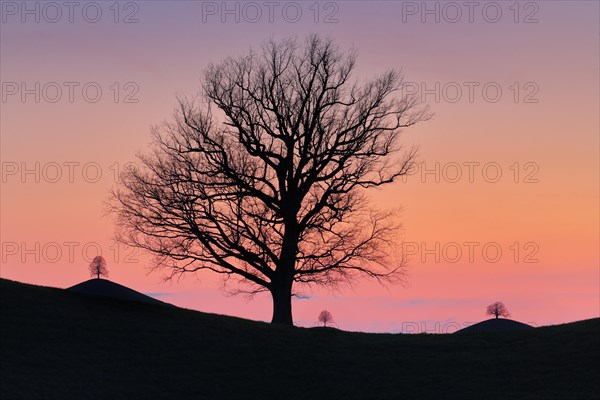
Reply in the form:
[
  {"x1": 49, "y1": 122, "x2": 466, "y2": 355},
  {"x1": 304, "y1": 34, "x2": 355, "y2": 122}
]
[
  {"x1": 67, "y1": 278, "x2": 170, "y2": 306},
  {"x1": 1, "y1": 279, "x2": 598, "y2": 399},
  {"x1": 455, "y1": 318, "x2": 534, "y2": 334}
]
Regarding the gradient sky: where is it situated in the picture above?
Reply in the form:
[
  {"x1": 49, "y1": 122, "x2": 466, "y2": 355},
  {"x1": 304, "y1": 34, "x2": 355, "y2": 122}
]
[{"x1": 1, "y1": 1, "x2": 598, "y2": 332}]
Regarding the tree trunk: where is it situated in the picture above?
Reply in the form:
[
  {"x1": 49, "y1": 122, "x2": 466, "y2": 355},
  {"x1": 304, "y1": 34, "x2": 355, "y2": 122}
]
[
  {"x1": 270, "y1": 279, "x2": 293, "y2": 325},
  {"x1": 270, "y1": 215, "x2": 298, "y2": 325}
]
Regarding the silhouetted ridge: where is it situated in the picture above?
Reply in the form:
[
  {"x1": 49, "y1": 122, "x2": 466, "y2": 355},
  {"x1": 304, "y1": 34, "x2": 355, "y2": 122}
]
[
  {"x1": 1, "y1": 278, "x2": 598, "y2": 399},
  {"x1": 455, "y1": 318, "x2": 534, "y2": 334},
  {"x1": 67, "y1": 278, "x2": 169, "y2": 306}
]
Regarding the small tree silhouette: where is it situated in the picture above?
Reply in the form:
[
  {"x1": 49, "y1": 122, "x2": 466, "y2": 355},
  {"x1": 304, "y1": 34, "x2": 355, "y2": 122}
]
[
  {"x1": 486, "y1": 301, "x2": 510, "y2": 319},
  {"x1": 318, "y1": 310, "x2": 334, "y2": 327},
  {"x1": 89, "y1": 256, "x2": 108, "y2": 279}
]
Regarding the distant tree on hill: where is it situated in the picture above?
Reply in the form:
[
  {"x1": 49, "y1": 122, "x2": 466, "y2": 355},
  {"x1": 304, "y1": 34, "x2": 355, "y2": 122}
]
[
  {"x1": 486, "y1": 301, "x2": 510, "y2": 319},
  {"x1": 318, "y1": 310, "x2": 334, "y2": 327},
  {"x1": 89, "y1": 256, "x2": 109, "y2": 279}
]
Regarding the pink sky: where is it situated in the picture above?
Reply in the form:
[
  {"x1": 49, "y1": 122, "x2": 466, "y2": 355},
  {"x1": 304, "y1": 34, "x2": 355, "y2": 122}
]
[{"x1": 1, "y1": 1, "x2": 598, "y2": 332}]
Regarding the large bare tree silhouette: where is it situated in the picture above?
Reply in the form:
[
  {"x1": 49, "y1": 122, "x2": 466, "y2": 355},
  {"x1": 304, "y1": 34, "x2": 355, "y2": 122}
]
[{"x1": 112, "y1": 34, "x2": 430, "y2": 325}]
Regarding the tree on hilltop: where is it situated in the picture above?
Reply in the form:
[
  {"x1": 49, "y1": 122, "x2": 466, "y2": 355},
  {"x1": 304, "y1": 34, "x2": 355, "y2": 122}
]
[
  {"x1": 89, "y1": 256, "x2": 108, "y2": 279},
  {"x1": 486, "y1": 301, "x2": 510, "y2": 319}
]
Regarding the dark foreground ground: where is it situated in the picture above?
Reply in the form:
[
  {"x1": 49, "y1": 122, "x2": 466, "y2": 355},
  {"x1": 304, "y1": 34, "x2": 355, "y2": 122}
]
[{"x1": 1, "y1": 279, "x2": 598, "y2": 400}]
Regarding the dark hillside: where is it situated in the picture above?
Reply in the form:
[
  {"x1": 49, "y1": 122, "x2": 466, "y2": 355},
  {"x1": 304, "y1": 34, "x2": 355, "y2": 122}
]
[
  {"x1": 1, "y1": 279, "x2": 598, "y2": 400},
  {"x1": 67, "y1": 278, "x2": 169, "y2": 306},
  {"x1": 456, "y1": 318, "x2": 534, "y2": 334}
]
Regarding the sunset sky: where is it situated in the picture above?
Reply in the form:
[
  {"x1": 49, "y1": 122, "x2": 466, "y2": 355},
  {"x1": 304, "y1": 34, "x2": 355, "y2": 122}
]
[{"x1": 1, "y1": 1, "x2": 598, "y2": 332}]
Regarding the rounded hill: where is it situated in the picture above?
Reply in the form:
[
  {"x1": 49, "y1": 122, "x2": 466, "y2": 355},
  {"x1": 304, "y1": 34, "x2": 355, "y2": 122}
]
[
  {"x1": 456, "y1": 318, "x2": 534, "y2": 334},
  {"x1": 67, "y1": 278, "x2": 169, "y2": 306}
]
